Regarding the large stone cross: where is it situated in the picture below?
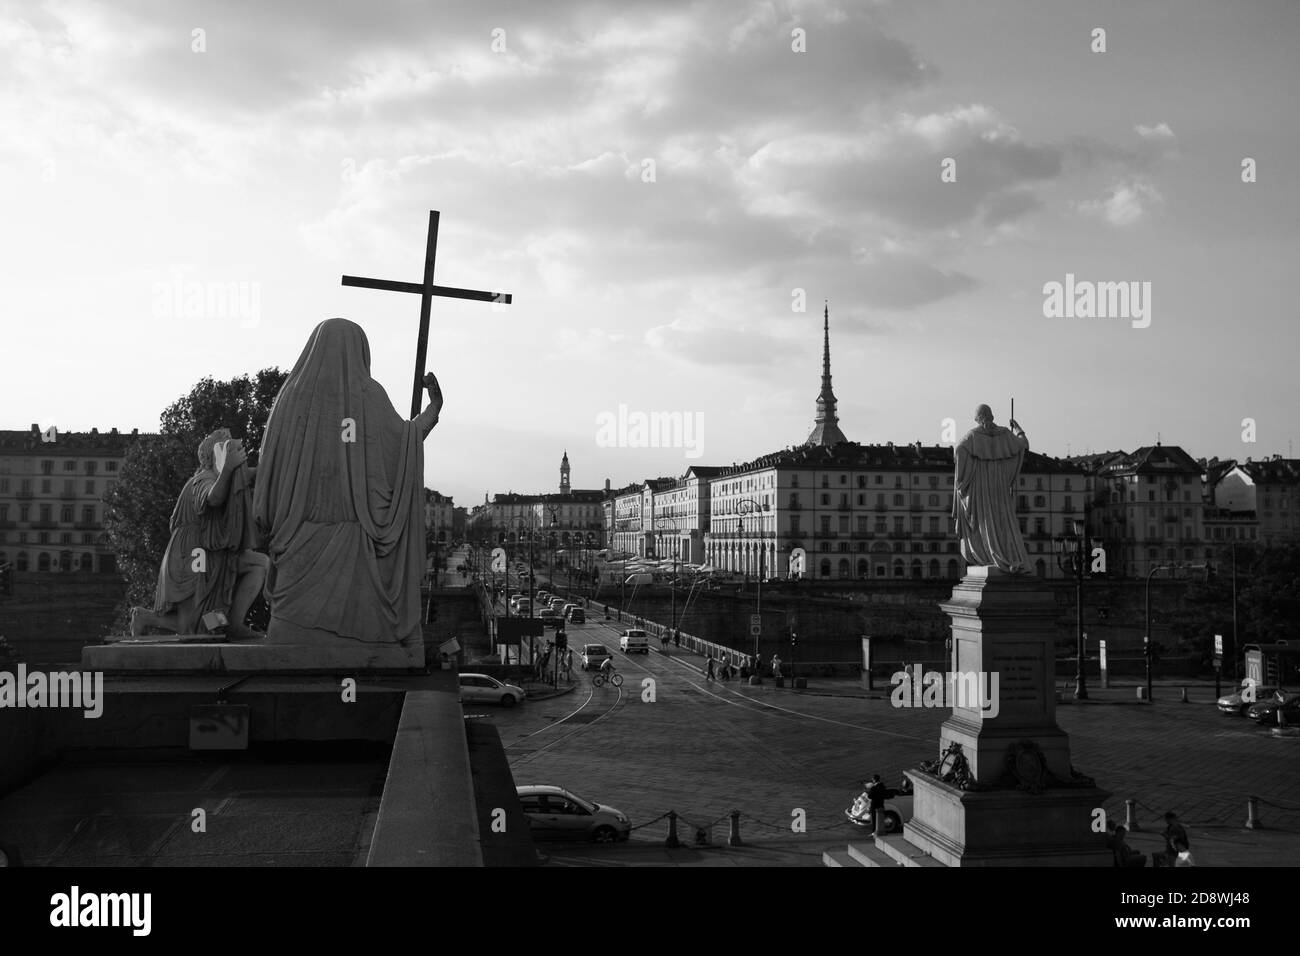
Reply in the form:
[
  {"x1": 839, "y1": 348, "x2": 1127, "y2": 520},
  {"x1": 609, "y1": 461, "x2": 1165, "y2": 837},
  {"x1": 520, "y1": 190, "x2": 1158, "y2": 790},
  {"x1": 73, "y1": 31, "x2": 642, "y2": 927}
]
[{"x1": 342, "y1": 210, "x2": 512, "y2": 416}]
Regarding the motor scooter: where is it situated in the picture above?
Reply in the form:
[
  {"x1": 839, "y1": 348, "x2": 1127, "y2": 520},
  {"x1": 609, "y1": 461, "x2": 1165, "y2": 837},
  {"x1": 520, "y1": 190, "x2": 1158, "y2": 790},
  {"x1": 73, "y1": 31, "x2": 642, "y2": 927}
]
[{"x1": 845, "y1": 777, "x2": 913, "y2": 834}]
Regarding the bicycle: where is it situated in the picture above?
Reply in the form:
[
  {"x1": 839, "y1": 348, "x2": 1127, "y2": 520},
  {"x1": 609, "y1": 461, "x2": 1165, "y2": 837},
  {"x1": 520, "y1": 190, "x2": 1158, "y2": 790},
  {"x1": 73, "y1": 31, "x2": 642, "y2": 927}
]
[{"x1": 592, "y1": 669, "x2": 623, "y2": 688}]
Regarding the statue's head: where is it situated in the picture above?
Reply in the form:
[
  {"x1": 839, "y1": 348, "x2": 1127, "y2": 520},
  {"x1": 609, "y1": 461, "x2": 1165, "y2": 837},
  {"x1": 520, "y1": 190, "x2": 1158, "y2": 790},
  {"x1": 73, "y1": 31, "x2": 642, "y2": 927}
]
[
  {"x1": 197, "y1": 428, "x2": 232, "y2": 469},
  {"x1": 974, "y1": 404, "x2": 994, "y2": 427}
]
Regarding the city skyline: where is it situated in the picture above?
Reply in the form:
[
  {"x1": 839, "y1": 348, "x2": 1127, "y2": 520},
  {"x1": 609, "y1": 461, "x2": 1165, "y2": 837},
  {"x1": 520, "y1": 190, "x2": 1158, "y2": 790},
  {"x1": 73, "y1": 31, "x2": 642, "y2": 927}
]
[{"x1": 2, "y1": 0, "x2": 1297, "y2": 508}]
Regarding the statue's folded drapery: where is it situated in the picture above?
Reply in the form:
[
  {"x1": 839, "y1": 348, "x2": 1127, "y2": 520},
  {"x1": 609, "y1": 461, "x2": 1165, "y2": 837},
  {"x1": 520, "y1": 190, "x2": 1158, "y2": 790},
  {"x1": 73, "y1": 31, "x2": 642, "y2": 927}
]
[
  {"x1": 952, "y1": 424, "x2": 1031, "y2": 573},
  {"x1": 253, "y1": 318, "x2": 425, "y2": 648},
  {"x1": 154, "y1": 465, "x2": 249, "y2": 629}
]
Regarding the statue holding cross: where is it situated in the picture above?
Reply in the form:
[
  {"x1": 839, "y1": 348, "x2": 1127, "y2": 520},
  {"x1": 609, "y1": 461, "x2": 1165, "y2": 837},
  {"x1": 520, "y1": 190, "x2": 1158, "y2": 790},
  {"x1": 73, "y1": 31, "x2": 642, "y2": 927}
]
[{"x1": 342, "y1": 209, "x2": 512, "y2": 417}]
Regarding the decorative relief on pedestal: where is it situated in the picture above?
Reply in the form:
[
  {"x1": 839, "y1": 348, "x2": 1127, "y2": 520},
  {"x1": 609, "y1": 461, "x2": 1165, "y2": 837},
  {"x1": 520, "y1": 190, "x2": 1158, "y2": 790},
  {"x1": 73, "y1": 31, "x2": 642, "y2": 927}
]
[{"x1": 1007, "y1": 739, "x2": 1048, "y2": 793}]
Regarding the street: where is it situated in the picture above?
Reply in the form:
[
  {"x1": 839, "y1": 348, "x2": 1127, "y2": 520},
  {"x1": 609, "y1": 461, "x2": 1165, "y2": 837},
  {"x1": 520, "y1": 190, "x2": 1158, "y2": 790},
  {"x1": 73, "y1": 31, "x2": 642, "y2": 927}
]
[{"x1": 463, "y1": 602, "x2": 1300, "y2": 865}]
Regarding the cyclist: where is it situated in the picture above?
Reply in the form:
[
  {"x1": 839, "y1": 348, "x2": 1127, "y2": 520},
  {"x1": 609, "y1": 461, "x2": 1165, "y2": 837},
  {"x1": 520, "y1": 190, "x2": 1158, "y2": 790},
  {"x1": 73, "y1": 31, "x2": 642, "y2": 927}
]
[{"x1": 599, "y1": 655, "x2": 615, "y2": 680}]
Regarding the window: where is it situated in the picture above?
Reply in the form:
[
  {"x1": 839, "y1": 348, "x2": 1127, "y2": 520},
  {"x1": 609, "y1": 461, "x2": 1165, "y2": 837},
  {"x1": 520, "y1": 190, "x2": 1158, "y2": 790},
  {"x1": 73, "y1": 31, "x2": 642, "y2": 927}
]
[
  {"x1": 928, "y1": 494, "x2": 939, "y2": 506},
  {"x1": 63, "y1": 460, "x2": 75, "y2": 472},
  {"x1": 838, "y1": 516, "x2": 849, "y2": 533},
  {"x1": 82, "y1": 506, "x2": 94, "y2": 524},
  {"x1": 821, "y1": 475, "x2": 829, "y2": 488},
  {"x1": 875, "y1": 517, "x2": 886, "y2": 532},
  {"x1": 1018, "y1": 495, "x2": 1028, "y2": 510},
  {"x1": 41, "y1": 479, "x2": 51, "y2": 494},
  {"x1": 789, "y1": 516, "x2": 801, "y2": 534},
  {"x1": 1034, "y1": 518, "x2": 1045, "y2": 536},
  {"x1": 1064, "y1": 496, "x2": 1073, "y2": 510},
  {"x1": 839, "y1": 474, "x2": 847, "y2": 485},
  {"x1": 857, "y1": 494, "x2": 865, "y2": 505},
  {"x1": 910, "y1": 517, "x2": 921, "y2": 534},
  {"x1": 1033, "y1": 495, "x2": 1046, "y2": 508},
  {"x1": 84, "y1": 480, "x2": 94, "y2": 494},
  {"x1": 85, "y1": 461, "x2": 98, "y2": 475},
  {"x1": 791, "y1": 475, "x2": 799, "y2": 488},
  {"x1": 63, "y1": 479, "x2": 74, "y2": 496},
  {"x1": 0, "y1": 478, "x2": 6, "y2": 494},
  {"x1": 39, "y1": 505, "x2": 51, "y2": 522},
  {"x1": 1148, "y1": 491, "x2": 1156, "y2": 502},
  {"x1": 1019, "y1": 518, "x2": 1028, "y2": 533},
  {"x1": 893, "y1": 517, "x2": 904, "y2": 533},
  {"x1": 820, "y1": 516, "x2": 831, "y2": 534},
  {"x1": 41, "y1": 460, "x2": 53, "y2": 475},
  {"x1": 60, "y1": 506, "x2": 73, "y2": 523},
  {"x1": 840, "y1": 493, "x2": 848, "y2": 508},
  {"x1": 929, "y1": 476, "x2": 939, "y2": 488},
  {"x1": 19, "y1": 504, "x2": 29, "y2": 522},
  {"x1": 857, "y1": 476, "x2": 866, "y2": 488},
  {"x1": 929, "y1": 517, "x2": 940, "y2": 533},
  {"x1": 874, "y1": 476, "x2": 882, "y2": 485},
  {"x1": 0, "y1": 505, "x2": 6, "y2": 522},
  {"x1": 893, "y1": 494, "x2": 904, "y2": 506},
  {"x1": 857, "y1": 517, "x2": 869, "y2": 533}
]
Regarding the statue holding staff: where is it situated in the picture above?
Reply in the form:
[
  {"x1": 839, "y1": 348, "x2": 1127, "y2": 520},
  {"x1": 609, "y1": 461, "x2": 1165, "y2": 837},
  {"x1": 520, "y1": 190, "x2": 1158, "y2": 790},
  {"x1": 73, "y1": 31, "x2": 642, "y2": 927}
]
[{"x1": 952, "y1": 404, "x2": 1032, "y2": 573}]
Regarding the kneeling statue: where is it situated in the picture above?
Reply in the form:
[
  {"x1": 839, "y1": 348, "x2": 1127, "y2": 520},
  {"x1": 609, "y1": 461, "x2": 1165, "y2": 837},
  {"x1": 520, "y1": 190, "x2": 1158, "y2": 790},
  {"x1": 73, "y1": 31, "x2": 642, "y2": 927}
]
[{"x1": 130, "y1": 428, "x2": 267, "y2": 640}]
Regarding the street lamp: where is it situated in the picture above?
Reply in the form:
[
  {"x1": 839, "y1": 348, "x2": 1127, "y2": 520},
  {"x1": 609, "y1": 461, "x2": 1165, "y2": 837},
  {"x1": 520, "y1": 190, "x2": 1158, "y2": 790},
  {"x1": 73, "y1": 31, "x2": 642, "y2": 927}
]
[
  {"x1": 655, "y1": 516, "x2": 683, "y2": 641},
  {"x1": 736, "y1": 498, "x2": 768, "y2": 664},
  {"x1": 1053, "y1": 502, "x2": 1092, "y2": 700}
]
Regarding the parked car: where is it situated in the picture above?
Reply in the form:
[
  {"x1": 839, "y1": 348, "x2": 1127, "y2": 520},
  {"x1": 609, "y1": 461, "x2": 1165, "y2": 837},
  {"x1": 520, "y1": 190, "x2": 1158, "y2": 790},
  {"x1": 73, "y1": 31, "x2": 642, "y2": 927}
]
[
  {"x1": 562, "y1": 602, "x2": 580, "y2": 617},
  {"x1": 566, "y1": 607, "x2": 586, "y2": 624},
  {"x1": 459, "y1": 673, "x2": 526, "y2": 707},
  {"x1": 536, "y1": 591, "x2": 552, "y2": 604},
  {"x1": 619, "y1": 629, "x2": 650, "y2": 654},
  {"x1": 1217, "y1": 681, "x2": 1285, "y2": 716},
  {"x1": 515, "y1": 785, "x2": 630, "y2": 843},
  {"x1": 1247, "y1": 692, "x2": 1300, "y2": 724},
  {"x1": 581, "y1": 643, "x2": 610, "y2": 670},
  {"x1": 538, "y1": 608, "x2": 563, "y2": 628}
]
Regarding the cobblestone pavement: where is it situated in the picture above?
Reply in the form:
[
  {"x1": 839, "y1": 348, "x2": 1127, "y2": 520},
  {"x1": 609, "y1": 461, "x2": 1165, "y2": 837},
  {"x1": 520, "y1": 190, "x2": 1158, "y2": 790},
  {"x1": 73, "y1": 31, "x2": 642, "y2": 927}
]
[{"x1": 469, "y1": 617, "x2": 1300, "y2": 866}]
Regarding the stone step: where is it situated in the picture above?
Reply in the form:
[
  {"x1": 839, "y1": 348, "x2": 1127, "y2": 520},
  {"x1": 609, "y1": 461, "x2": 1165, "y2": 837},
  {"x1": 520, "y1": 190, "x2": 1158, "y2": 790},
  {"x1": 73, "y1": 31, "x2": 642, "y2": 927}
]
[
  {"x1": 846, "y1": 840, "x2": 899, "y2": 867},
  {"x1": 875, "y1": 832, "x2": 946, "y2": 867},
  {"x1": 821, "y1": 848, "x2": 864, "y2": 867}
]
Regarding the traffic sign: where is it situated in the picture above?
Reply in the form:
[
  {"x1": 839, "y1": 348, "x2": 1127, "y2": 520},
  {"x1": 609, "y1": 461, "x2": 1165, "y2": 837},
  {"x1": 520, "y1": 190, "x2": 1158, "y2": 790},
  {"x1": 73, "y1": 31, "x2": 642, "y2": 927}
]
[
  {"x1": 750, "y1": 614, "x2": 761, "y2": 627},
  {"x1": 1214, "y1": 634, "x2": 1223, "y2": 656},
  {"x1": 750, "y1": 624, "x2": 761, "y2": 637}
]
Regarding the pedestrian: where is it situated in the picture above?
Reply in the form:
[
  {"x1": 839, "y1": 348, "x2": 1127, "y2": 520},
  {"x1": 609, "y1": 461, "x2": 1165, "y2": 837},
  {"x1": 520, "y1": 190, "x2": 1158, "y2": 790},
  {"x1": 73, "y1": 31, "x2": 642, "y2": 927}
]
[
  {"x1": 719, "y1": 659, "x2": 731, "y2": 682},
  {"x1": 673, "y1": 628, "x2": 681, "y2": 648},
  {"x1": 739, "y1": 658, "x2": 750, "y2": 681},
  {"x1": 771, "y1": 654, "x2": 783, "y2": 680},
  {"x1": 866, "y1": 774, "x2": 887, "y2": 832},
  {"x1": 1153, "y1": 812, "x2": 1190, "y2": 867},
  {"x1": 706, "y1": 656, "x2": 716, "y2": 682},
  {"x1": 661, "y1": 631, "x2": 670, "y2": 651},
  {"x1": 562, "y1": 648, "x2": 574, "y2": 683},
  {"x1": 1111, "y1": 825, "x2": 1147, "y2": 868}
]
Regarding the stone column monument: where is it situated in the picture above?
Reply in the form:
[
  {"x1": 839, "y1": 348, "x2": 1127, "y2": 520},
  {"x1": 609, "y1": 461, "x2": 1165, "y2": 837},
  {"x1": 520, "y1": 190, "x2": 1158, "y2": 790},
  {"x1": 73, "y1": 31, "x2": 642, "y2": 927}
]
[{"x1": 901, "y1": 406, "x2": 1111, "y2": 866}]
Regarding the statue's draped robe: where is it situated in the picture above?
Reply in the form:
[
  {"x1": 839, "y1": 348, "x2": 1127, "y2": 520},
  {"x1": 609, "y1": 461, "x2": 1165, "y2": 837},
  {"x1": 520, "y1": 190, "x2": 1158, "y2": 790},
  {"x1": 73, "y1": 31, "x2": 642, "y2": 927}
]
[
  {"x1": 153, "y1": 465, "x2": 250, "y2": 631},
  {"x1": 952, "y1": 425, "x2": 1031, "y2": 573},
  {"x1": 253, "y1": 319, "x2": 425, "y2": 649}
]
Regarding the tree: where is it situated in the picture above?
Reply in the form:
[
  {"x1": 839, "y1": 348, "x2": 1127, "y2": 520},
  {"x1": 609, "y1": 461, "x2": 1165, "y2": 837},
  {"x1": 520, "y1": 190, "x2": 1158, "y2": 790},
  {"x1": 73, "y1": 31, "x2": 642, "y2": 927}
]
[{"x1": 103, "y1": 368, "x2": 287, "y2": 633}]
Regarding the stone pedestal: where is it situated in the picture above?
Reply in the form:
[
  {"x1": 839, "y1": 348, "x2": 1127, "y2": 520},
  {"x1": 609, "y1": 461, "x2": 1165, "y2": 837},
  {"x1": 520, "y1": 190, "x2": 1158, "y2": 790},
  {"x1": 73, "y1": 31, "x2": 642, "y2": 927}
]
[{"x1": 902, "y1": 567, "x2": 1111, "y2": 866}]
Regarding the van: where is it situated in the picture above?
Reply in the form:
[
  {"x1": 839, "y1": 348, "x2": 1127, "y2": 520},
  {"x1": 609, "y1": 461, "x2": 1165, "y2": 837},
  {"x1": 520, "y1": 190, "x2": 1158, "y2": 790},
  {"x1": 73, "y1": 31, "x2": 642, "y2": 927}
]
[{"x1": 619, "y1": 629, "x2": 649, "y2": 654}]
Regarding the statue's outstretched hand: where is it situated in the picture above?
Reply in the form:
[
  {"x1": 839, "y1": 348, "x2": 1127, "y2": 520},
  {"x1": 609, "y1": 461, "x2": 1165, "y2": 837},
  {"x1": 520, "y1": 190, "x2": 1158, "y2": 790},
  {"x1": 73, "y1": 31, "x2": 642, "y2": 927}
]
[{"x1": 424, "y1": 372, "x2": 444, "y2": 418}]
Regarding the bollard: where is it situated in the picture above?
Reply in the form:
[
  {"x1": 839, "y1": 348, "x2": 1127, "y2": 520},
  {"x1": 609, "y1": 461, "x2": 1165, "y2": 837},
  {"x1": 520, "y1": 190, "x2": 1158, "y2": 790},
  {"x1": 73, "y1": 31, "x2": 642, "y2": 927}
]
[
  {"x1": 1181, "y1": 686, "x2": 1188, "y2": 703},
  {"x1": 729, "y1": 810, "x2": 743, "y2": 847},
  {"x1": 666, "y1": 810, "x2": 681, "y2": 848},
  {"x1": 1125, "y1": 798, "x2": 1139, "y2": 831},
  {"x1": 1245, "y1": 795, "x2": 1261, "y2": 830}
]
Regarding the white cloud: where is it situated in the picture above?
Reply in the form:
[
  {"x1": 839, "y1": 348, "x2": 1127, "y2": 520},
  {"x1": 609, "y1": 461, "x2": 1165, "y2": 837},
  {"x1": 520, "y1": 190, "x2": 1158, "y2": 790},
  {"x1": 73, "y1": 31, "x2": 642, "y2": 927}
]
[
  {"x1": 1076, "y1": 180, "x2": 1163, "y2": 227},
  {"x1": 1135, "y1": 122, "x2": 1175, "y2": 141}
]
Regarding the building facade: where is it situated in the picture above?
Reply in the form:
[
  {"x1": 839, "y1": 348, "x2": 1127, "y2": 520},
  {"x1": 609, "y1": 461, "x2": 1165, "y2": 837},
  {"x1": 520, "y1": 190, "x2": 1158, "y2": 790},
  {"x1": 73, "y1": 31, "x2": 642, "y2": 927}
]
[{"x1": 0, "y1": 425, "x2": 146, "y2": 574}]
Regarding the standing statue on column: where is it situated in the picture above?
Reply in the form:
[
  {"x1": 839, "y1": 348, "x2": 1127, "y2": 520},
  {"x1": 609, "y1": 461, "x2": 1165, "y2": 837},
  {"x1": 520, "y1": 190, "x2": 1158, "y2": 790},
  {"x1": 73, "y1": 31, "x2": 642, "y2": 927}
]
[{"x1": 952, "y1": 405, "x2": 1032, "y2": 573}]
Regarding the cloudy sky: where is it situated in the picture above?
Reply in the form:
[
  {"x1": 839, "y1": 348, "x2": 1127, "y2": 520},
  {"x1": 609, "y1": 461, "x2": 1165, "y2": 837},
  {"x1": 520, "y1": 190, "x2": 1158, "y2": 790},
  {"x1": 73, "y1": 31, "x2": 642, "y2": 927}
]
[{"x1": 3, "y1": 0, "x2": 1297, "y2": 506}]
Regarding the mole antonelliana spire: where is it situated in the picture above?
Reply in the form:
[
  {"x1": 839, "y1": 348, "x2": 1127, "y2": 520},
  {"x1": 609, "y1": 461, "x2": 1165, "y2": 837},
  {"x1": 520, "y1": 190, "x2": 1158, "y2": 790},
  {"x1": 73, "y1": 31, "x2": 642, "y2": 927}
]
[{"x1": 806, "y1": 300, "x2": 848, "y2": 446}]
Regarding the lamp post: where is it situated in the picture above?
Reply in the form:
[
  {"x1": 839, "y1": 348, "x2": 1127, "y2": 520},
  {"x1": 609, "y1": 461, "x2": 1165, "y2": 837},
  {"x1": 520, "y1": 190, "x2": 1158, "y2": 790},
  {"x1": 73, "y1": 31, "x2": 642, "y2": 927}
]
[
  {"x1": 736, "y1": 498, "x2": 768, "y2": 664},
  {"x1": 655, "y1": 516, "x2": 682, "y2": 640},
  {"x1": 1053, "y1": 502, "x2": 1092, "y2": 700}
]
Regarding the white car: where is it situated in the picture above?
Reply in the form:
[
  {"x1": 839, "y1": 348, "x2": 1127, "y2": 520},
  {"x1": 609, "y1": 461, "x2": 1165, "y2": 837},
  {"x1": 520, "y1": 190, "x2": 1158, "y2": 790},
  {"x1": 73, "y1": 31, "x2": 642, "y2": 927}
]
[
  {"x1": 619, "y1": 629, "x2": 649, "y2": 654},
  {"x1": 515, "y1": 784, "x2": 631, "y2": 843},
  {"x1": 581, "y1": 643, "x2": 611, "y2": 670},
  {"x1": 458, "y1": 673, "x2": 526, "y2": 707}
]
